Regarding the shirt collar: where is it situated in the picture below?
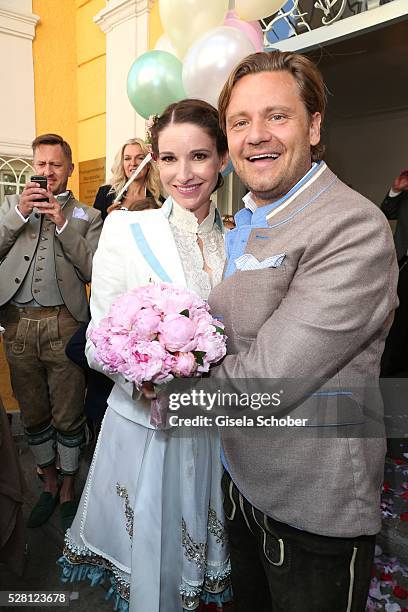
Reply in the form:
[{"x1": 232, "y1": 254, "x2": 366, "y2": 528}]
[
  {"x1": 55, "y1": 190, "x2": 72, "y2": 207},
  {"x1": 161, "y1": 196, "x2": 224, "y2": 233},
  {"x1": 237, "y1": 162, "x2": 323, "y2": 227}
]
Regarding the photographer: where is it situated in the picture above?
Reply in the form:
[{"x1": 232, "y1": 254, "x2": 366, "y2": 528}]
[{"x1": 0, "y1": 133, "x2": 102, "y2": 531}]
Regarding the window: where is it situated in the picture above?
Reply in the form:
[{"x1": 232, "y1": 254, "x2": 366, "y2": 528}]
[{"x1": 0, "y1": 157, "x2": 34, "y2": 201}]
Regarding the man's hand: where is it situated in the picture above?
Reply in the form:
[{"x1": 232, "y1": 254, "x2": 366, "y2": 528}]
[
  {"x1": 35, "y1": 192, "x2": 66, "y2": 230},
  {"x1": 17, "y1": 181, "x2": 49, "y2": 218},
  {"x1": 392, "y1": 170, "x2": 408, "y2": 193}
]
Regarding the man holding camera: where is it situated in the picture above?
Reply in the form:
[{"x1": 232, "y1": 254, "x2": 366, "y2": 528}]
[{"x1": 0, "y1": 133, "x2": 102, "y2": 530}]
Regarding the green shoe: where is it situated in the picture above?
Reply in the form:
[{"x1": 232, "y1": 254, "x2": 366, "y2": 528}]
[
  {"x1": 60, "y1": 500, "x2": 78, "y2": 533},
  {"x1": 27, "y1": 491, "x2": 60, "y2": 528}
]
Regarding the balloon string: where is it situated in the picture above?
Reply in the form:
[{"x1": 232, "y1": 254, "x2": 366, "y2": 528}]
[{"x1": 115, "y1": 153, "x2": 152, "y2": 202}]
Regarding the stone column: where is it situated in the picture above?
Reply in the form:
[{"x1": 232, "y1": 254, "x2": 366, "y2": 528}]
[{"x1": 94, "y1": 0, "x2": 154, "y2": 176}]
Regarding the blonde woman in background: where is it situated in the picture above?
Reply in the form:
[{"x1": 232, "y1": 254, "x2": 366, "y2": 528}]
[{"x1": 93, "y1": 137, "x2": 162, "y2": 220}]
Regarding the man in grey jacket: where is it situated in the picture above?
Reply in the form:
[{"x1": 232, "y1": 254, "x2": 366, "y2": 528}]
[
  {"x1": 208, "y1": 51, "x2": 398, "y2": 611},
  {"x1": 0, "y1": 133, "x2": 102, "y2": 530}
]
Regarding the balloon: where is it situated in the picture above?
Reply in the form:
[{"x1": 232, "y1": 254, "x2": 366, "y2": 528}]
[
  {"x1": 127, "y1": 51, "x2": 186, "y2": 119},
  {"x1": 182, "y1": 26, "x2": 255, "y2": 109},
  {"x1": 235, "y1": 0, "x2": 286, "y2": 21},
  {"x1": 224, "y1": 9, "x2": 264, "y2": 52},
  {"x1": 159, "y1": 0, "x2": 229, "y2": 58},
  {"x1": 154, "y1": 34, "x2": 180, "y2": 59}
]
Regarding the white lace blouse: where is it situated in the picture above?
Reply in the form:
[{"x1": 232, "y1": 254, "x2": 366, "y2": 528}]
[{"x1": 168, "y1": 200, "x2": 225, "y2": 299}]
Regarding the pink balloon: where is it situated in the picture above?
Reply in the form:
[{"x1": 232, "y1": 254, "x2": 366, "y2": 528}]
[{"x1": 223, "y1": 9, "x2": 264, "y2": 52}]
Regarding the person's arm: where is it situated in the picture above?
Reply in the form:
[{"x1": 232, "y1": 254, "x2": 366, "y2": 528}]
[
  {"x1": 211, "y1": 207, "x2": 398, "y2": 412},
  {"x1": 93, "y1": 186, "x2": 114, "y2": 221},
  {"x1": 0, "y1": 181, "x2": 51, "y2": 258},
  {"x1": 56, "y1": 209, "x2": 103, "y2": 283},
  {"x1": 84, "y1": 213, "x2": 135, "y2": 397},
  {"x1": 0, "y1": 197, "x2": 28, "y2": 259},
  {"x1": 380, "y1": 170, "x2": 408, "y2": 219},
  {"x1": 381, "y1": 192, "x2": 406, "y2": 219}
]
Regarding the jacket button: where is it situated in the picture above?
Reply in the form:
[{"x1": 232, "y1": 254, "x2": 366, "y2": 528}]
[
  {"x1": 14, "y1": 278, "x2": 20, "y2": 283},
  {"x1": 31, "y1": 233, "x2": 36, "y2": 239},
  {"x1": 24, "y1": 255, "x2": 30, "y2": 261}
]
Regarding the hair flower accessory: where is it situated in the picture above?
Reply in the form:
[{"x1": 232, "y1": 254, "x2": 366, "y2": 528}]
[{"x1": 145, "y1": 114, "x2": 159, "y2": 145}]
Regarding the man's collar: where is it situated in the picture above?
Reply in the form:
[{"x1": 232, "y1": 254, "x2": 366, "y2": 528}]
[
  {"x1": 236, "y1": 162, "x2": 325, "y2": 227},
  {"x1": 242, "y1": 192, "x2": 257, "y2": 213},
  {"x1": 55, "y1": 190, "x2": 72, "y2": 208}
]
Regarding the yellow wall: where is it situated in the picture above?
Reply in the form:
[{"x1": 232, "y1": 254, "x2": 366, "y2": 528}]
[
  {"x1": 76, "y1": 0, "x2": 106, "y2": 162},
  {"x1": 32, "y1": 0, "x2": 106, "y2": 192},
  {"x1": 33, "y1": 0, "x2": 79, "y2": 192},
  {"x1": 149, "y1": 0, "x2": 164, "y2": 50}
]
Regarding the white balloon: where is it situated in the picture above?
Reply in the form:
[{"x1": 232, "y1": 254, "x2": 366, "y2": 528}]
[
  {"x1": 159, "y1": 0, "x2": 229, "y2": 58},
  {"x1": 182, "y1": 26, "x2": 255, "y2": 108},
  {"x1": 235, "y1": 0, "x2": 286, "y2": 21},
  {"x1": 154, "y1": 34, "x2": 180, "y2": 59}
]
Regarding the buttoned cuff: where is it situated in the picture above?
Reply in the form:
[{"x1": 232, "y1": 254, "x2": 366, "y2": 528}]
[
  {"x1": 389, "y1": 189, "x2": 402, "y2": 198},
  {"x1": 15, "y1": 205, "x2": 30, "y2": 223},
  {"x1": 56, "y1": 219, "x2": 68, "y2": 234}
]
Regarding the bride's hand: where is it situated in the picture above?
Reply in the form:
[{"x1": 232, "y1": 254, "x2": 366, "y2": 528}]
[{"x1": 140, "y1": 381, "x2": 157, "y2": 399}]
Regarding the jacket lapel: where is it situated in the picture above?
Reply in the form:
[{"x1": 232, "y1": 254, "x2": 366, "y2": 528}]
[{"x1": 265, "y1": 163, "x2": 337, "y2": 227}]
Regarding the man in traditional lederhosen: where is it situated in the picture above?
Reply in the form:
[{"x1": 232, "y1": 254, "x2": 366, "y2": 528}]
[{"x1": 0, "y1": 133, "x2": 102, "y2": 530}]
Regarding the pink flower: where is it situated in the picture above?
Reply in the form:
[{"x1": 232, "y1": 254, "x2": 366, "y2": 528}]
[
  {"x1": 173, "y1": 352, "x2": 197, "y2": 377},
  {"x1": 156, "y1": 284, "x2": 207, "y2": 316},
  {"x1": 131, "y1": 307, "x2": 160, "y2": 340},
  {"x1": 119, "y1": 339, "x2": 173, "y2": 385},
  {"x1": 158, "y1": 313, "x2": 197, "y2": 352},
  {"x1": 195, "y1": 327, "x2": 227, "y2": 372},
  {"x1": 89, "y1": 282, "x2": 227, "y2": 389}
]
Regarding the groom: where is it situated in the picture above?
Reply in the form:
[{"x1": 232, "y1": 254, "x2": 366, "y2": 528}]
[{"x1": 208, "y1": 51, "x2": 398, "y2": 611}]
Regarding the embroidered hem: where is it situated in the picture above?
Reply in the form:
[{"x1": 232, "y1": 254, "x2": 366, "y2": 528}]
[
  {"x1": 60, "y1": 524, "x2": 232, "y2": 611},
  {"x1": 59, "y1": 544, "x2": 232, "y2": 612},
  {"x1": 57, "y1": 556, "x2": 129, "y2": 611},
  {"x1": 181, "y1": 564, "x2": 232, "y2": 610}
]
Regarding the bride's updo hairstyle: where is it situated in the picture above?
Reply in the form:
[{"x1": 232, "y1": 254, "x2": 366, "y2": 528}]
[{"x1": 150, "y1": 99, "x2": 228, "y2": 191}]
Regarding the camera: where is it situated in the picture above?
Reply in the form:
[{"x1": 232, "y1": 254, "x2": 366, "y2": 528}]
[{"x1": 30, "y1": 175, "x2": 49, "y2": 202}]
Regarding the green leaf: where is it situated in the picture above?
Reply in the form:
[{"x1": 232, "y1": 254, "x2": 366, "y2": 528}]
[
  {"x1": 214, "y1": 326, "x2": 225, "y2": 335},
  {"x1": 180, "y1": 309, "x2": 190, "y2": 317},
  {"x1": 193, "y1": 350, "x2": 206, "y2": 366}
]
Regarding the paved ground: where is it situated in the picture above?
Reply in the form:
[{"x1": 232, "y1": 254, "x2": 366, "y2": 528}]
[{"x1": 0, "y1": 417, "x2": 113, "y2": 612}]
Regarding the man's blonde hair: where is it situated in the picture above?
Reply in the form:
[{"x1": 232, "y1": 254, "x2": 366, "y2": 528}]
[{"x1": 218, "y1": 51, "x2": 327, "y2": 162}]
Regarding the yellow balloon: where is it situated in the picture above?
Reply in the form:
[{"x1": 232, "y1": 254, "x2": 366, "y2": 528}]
[
  {"x1": 159, "y1": 0, "x2": 229, "y2": 58},
  {"x1": 235, "y1": 0, "x2": 286, "y2": 21}
]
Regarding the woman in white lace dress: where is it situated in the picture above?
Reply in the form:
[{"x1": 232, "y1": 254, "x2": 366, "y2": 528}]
[{"x1": 59, "y1": 99, "x2": 232, "y2": 612}]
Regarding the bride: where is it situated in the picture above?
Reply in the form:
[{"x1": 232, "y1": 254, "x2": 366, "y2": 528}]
[{"x1": 59, "y1": 99, "x2": 232, "y2": 612}]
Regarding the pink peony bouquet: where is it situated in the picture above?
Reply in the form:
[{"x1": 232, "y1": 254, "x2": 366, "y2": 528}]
[{"x1": 88, "y1": 283, "x2": 227, "y2": 422}]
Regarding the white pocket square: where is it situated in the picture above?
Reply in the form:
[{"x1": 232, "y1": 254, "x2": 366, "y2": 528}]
[
  {"x1": 235, "y1": 253, "x2": 286, "y2": 271},
  {"x1": 72, "y1": 206, "x2": 89, "y2": 221}
]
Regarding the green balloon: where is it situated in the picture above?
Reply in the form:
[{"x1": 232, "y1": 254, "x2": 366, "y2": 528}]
[{"x1": 127, "y1": 50, "x2": 186, "y2": 119}]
